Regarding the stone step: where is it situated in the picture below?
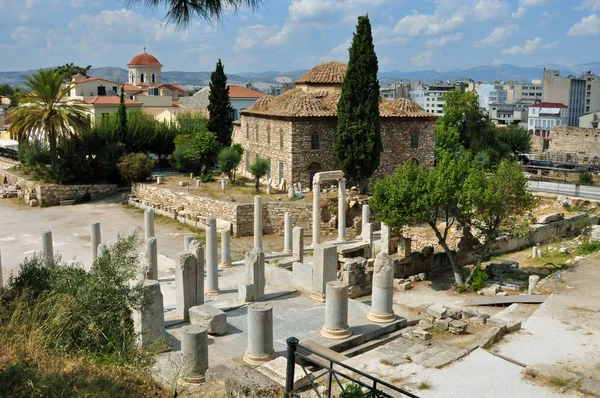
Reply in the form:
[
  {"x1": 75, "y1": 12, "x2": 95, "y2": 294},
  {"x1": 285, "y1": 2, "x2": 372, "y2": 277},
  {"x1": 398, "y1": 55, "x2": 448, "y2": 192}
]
[{"x1": 299, "y1": 339, "x2": 349, "y2": 368}]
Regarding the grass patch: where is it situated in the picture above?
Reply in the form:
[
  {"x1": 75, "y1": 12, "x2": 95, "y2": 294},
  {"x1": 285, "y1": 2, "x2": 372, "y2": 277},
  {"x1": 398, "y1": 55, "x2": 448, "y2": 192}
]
[
  {"x1": 548, "y1": 376, "x2": 571, "y2": 387},
  {"x1": 418, "y1": 379, "x2": 432, "y2": 390},
  {"x1": 390, "y1": 377, "x2": 405, "y2": 384},
  {"x1": 575, "y1": 241, "x2": 600, "y2": 256},
  {"x1": 123, "y1": 204, "x2": 206, "y2": 239}
]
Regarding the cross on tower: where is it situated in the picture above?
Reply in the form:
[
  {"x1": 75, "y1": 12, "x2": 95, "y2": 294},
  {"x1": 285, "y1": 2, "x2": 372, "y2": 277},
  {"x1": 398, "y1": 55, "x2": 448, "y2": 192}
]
[{"x1": 143, "y1": 46, "x2": 147, "y2": 53}]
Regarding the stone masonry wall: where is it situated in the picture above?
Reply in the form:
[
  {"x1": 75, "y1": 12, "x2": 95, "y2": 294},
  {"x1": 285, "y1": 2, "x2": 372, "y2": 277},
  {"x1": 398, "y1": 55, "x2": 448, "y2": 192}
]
[
  {"x1": 0, "y1": 169, "x2": 118, "y2": 207},
  {"x1": 546, "y1": 126, "x2": 600, "y2": 155}
]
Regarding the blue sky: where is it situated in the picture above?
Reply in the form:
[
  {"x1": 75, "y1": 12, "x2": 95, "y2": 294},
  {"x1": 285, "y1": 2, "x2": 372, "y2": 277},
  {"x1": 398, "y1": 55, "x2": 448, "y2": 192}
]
[{"x1": 1, "y1": 0, "x2": 599, "y2": 73}]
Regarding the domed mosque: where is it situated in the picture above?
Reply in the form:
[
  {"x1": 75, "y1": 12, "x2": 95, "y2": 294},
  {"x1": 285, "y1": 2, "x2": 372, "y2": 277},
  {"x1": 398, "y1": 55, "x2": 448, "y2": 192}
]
[{"x1": 232, "y1": 61, "x2": 437, "y2": 188}]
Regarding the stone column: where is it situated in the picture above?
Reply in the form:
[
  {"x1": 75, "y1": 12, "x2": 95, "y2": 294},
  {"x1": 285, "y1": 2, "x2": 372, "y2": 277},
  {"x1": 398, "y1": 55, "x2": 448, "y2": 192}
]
[
  {"x1": 133, "y1": 280, "x2": 165, "y2": 347},
  {"x1": 42, "y1": 230, "x2": 53, "y2": 260},
  {"x1": 368, "y1": 252, "x2": 396, "y2": 323},
  {"x1": 321, "y1": 281, "x2": 352, "y2": 340},
  {"x1": 380, "y1": 223, "x2": 390, "y2": 255},
  {"x1": 531, "y1": 246, "x2": 538, "y2": 259},
  {"x1": 399, "y1": 237, "x2": 412, "y2": 258},
  {"x1": 337, "y1": 178, "x2": 347, "y2": 242},
  {"x1": 144, "y1": 208, "x2": 155, "y2": 240},
  {"x1": 244, "y1": 303, "x2": 275, "y2": 365},
  {"x1": 292, "y1": 226, "x2": 304, "y2": 263},
  {"x1": 0, "y1": 248, "x2": 3, "y2": 288},
  {"x1": 310, "y1": 243, "x2": 338, "y2": 302},
  {"x1": 189, "y1": 240, "x2": 205, "y2": 305},
  {"x1": 176, "y1": 252, "x2": 199, "y2": 321},
  {"x1": 145, "y1": 237, "x2": 158, "y2": 280},
  {"x1": 184, "y1": 235, "x2": 194, "y2": 252},
  {"x1": 180, "y1": 324, "x2": 209, "y2": 383},
  {"x1": 284, "y1": 212, "x2": 293, "y2": 254},
  {"x1": 244, "y1": 248, "x2": 265, "y2": 301},
  {"x1": 220, "y1": 230, "x2": 232, "y2": 267},
  {"x1": 312, "y1": 182, "x2": 321, "y2": 247},
  {"x1": 206, "y1": 218, "x2": 220, "y2": 295},
  {"x1": 361, "y1": 204, "x2": 370, "y2": 236},
  {"x1": 254, "y1": 195, "x2": 263, "y2": 250},
  {"x1": 362, "y1": 223, "x2": 373, "y2": 258},
  {"x1": 91, "y1": 222, "x2": 101, "y2": 263},
  {"x1": 528, "y1": 275, "x2": 540, "y2": 295}
]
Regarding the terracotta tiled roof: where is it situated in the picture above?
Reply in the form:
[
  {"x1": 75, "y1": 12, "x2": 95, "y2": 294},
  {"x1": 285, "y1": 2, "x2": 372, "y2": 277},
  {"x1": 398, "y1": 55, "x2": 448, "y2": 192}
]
[
  {"x1": 242, "y1": 88, "x2": 433, "y2": 118},
  {"x1": 83, "y1": 96, "x2": 142, "y2": 106},
  {"x1": 123, "y1": 84, "x2": 141, "y2": 91},
  {"x1": 228, "y1": 85, "x2": 266, "y2": 98},
  {"x1": 128, "y1": 52, "x2": 162, "y2": 66},
  {"x1": 172, "y1": 100, "x2": 179, "y2": 106},
  {"x1": 296, "y1": 61, "x2": 347, "y2": 85},
  {"x1": 68, "y1": 77, "x2": 120, "y2": 85},
  {"x1": 530, "y1": 102, "x2": 568, "y2": 108}
]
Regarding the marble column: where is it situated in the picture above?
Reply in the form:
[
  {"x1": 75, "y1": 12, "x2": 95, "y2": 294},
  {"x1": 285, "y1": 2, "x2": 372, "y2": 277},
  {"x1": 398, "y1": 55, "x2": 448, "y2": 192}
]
[
  {"x1": 91, "y1": 222, "x2": 101, "y2": 263},
  {"x1": 176, "y1": 252, "x2": 199, "y2": 321},
  {"x1": 184, "y1": 235, "x2": 194, "y2": 252},
  {"x1": 362, "y1": 223, "x2": 373, "y2": 258},
  {"x1": 206, "y1": 218, "x2": 220, "y2": 295},
  {"x1": 0, "y1": 248, "x2": 3, "y2": 288},
  {"x1": 133, "y1": 280, "x2": 165, "y2": 347},
  {"x1": 310, "y1": 243, "x2": 338, "y2": 302},
  {"x1": 145, "y1": 237, "x2": 158, "y2": 280},
  {"x1": 528, "y1": 275, "x2": 540, "y2": 295},
  {"x1": 144, "y1": 208, "x2": 155, "y2": 240},
  {"x1": 361, "y1": 204, "x2": 370, "y2": 236},
  {"x1": 42, "y1": 230, "x2": 53, "y2": 261},
  {"x1": 254, "y1": 195, "x2": 263, "y2": 250},
  {"x1": 312, "y1": 182, "x2": 321, "y2": 247},
  {"x1": 244, "y1": 248, "x2": 265, "y2": 301},
  {"x1": 367, "y1": 252, "x2": 396, "y2": 323},
  {"x1": 292, "y1": 226, "x2": 304, "y2": 263},
  {"x1": 380, "y1": 223, "x2": 390, "y2": 255},
  {"x1": 181, "y1": 324, "x2": 209, "y2": 383},
  {"x1": 399, "y1": 237, "x2": 412, "y2": 258},
  {"x1": 337, "y1": 178, "x2": 346, "y2": 242},
  {"x1": 189, "y1": 240, "x2": 205, "y2": 305},
  {"x1": 321, "y1": 281, "x2": 352, "y2": 340},
  {"x1": 219, "y1": 230, "x2": 232, "y2": 267},
  {"x1": 283, "y1": 212, "x2": 293, "y2": 254},
  {"x1": 244, "y1": 303, "x2": 275, "y2": 365}
]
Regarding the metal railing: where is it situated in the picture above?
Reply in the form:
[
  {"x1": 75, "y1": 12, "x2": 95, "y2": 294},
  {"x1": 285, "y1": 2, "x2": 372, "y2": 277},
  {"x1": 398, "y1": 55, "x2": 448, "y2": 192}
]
[{"x1": 284, "y1": 337, "x2": 419, "y2": 398}]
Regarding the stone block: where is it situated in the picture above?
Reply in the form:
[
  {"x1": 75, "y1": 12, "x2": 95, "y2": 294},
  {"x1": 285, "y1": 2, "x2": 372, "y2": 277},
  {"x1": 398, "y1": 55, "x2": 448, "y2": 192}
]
[
  {"x1": 580, "y1": 378, "x2": 600, "y2": 397},
  {"x1": 480, "y1": 285, "x2": 500, "y2": 296},
  {"x1": 189, "y1": 304, "x2": 227, "y2": 336},
  {"x1": 179, "y1": 181, "x2": 190, "y2": 186},
  {"x1": 421, "y1": 312, "x2": 435, "y2": 323},
  {"x1": 506, "y1": 320, "x2": 522, "y2": 333},
  {"x1": 417, "y1": 272, "x2": 427, "y2": 281},
  {"x1": 408, "y1": 275, "x2": 419, "y2": 282},
  {"x1": 427, "y1": 304, "x2": 447, "y2": 319},
  {"x1": 413, "y1": 329, "x2": 432, "y2": 340},
  {"x1": 397, "y1": 281, "x2": 412, "y2": 291},
  {"x1": 434, "y1": 318, "x2": 452, "y2": 331},
  {"x1": 536, "y1": 212, "x2": 564, "y2": 224},
  {"x1": 292, "y1": 262, "x2": 313, "y2": 292},
  {"x1": 469, "y1": 314, "x2": 490, "y2": 325},
  {"x1": 418, "y1": 320, "x2": 434, "y2": 330},
  {"x1": 449, "y1": 320, "x2": 467, "y2": 334},
  {"x1": 238, "y1": 283, "x2": 254, "y2": 303},
  {"x1": 486, "y1": 317, "x2": 507, "y2": 328},
  {"x1": 477, "y1": 326, "x2": 504, "y2": 348},
  {"x1": 446, "y1": 308, "x2": 461, "y2": 319}
]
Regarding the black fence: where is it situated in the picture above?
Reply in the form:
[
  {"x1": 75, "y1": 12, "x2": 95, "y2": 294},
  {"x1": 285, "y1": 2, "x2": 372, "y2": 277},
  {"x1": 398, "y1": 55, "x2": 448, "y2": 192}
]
[{"x1": 284, "y1": 337, "x2": 420, "y2": 398}]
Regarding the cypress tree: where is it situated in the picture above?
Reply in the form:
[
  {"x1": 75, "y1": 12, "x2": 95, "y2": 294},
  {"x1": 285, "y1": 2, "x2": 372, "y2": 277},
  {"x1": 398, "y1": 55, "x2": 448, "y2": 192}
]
[
  {"x1": 117, "y1": 86, "x2": 127, "y2": 142},
  {"x1": 207, "y1": 59, "x2": 234, "y2": 147},
  {"x1": 334, "y1": 15, "x2": 381, "y2": 193}
]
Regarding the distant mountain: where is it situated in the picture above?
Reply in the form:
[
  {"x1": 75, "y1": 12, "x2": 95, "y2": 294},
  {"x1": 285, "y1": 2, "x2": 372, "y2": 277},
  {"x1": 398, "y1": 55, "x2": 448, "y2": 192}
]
[{"x1": 2, "y1": 62, "x2": 600, "y2": 88}]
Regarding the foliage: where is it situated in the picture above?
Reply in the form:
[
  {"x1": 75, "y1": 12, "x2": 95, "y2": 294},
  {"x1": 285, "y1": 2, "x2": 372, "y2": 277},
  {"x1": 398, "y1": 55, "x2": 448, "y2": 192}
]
[
  {"x1": 200, "y1": 171, "x2": 213, "y2": 183},
  {"x1": 218, "y1": 146, "x2": 242, "y2": 181},
  {"x1": 170, "y1": 129, "x2": 219, "y2": 174},
  {"x1": 8, "y1": 69, "x2": 91, "y2": 164},
  {"x1": 579, "y1": 171, "x2": 593, "y2": 185},
  {"x1": 55, "y1": 63, "x2": 92, "y2": 80},
  {"x1": 18, "y1": 139, "x2": 50, "y2": 174},
  {"x1": 497, "y1": 126, "x2": 532, "y2": 157},
  {"x1": 0, "y1": 84, "x2": 23, "y2": 109},
  {"x1": 232, "y1": 143, "x2": 244, "y2": 156},
  {"x1": 118, "y1": 153, "x2": 154, "y2": 183},
  {"x1": 469, "y1": 264, "x2": 489, "y2": 291},
  {"x1": 207, "y1": 59, "x2": 234, "y2": 147},
  {"x1": 340, "y1": 384, "x2": 364, "y2": 398},
  {"x1": 123, "y1": 0, "x2": 263, "y2": 26},
  {"x1": 248, "y1": 158, "x2": 269, "y2": 192},
  {"x1": 150, "y1": 120, "x2": 179, "y2": 165},
  {"x1": 576, "y1": 241, "x2": 600, "y2": 255},
  {"x1": 117, "y1": 88, "x2": 128, "y2": 142},
  {"x1": 334, "y1": 15, "x2": 381, "y2": 193}
]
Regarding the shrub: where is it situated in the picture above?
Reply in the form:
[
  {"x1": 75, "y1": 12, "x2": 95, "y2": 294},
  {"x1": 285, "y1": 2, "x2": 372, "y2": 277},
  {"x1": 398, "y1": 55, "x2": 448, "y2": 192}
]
[
  {"x1": 469, "y1": 264, "x2": 489, "y2": 291},
  {"x1": 576, "y1": 241, "x2": 600, "y2": 255},
  {"x1": 118, "y1": 153, "x2": 154, "y2": 183},
  {"x1": 340, "y1": 384, "x2": 364, "y2": 398},
  {"x1": 579, "y1": 172, "x2": 593, "y2": 185},
  {"x1": 200, "y1": 171, "x2": 213, "y2": 183},
  {"x1": 248, "y1": 158, "x2": 269, "y2": 193},
  {"x1": 18, "y1": 139, "x2": 50, "y2": 174},
  {"x1": 170, "y1": 131, "x2": 219, "y2": 174},
  {"x1": 218, "y1": 146, "x2": 242, "y2": 181}
]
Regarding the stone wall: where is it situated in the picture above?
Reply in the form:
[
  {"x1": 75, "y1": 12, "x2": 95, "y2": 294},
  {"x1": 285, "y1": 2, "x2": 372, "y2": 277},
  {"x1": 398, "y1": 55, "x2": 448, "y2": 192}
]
[
  {"x1": 543, "y1": 126, "x2": 600, "y2": 156},
  {"x1": 0, "y1": 168, "x2": 118, "y2": 207}
]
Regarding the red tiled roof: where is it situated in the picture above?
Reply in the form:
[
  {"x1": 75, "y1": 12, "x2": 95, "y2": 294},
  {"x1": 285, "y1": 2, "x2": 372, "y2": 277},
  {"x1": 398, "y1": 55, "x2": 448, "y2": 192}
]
[
  {"x1": 83, "y1": 96, "x2": 143, "y2": 106},
  {"x1": 530, "y1": 102, "x2": 568, "y2": 108},
  {"x1": 228, "y1": 85, "x2": 266, "y2": 98},
  {"x1": 128, "y1": 52, "x2": 162, "y2": 66},
  {"x1": 123, "y1": 84, "x2": 141, "y2": 91},
  {"x1": 296, "y1": 61, "x2": 347, "y2": 85},
  {"x1": 155, "y1": 83, "x2": 188, "y2": 92},
  {"x1": 172, "y1": 100, "x2": 179, "y2": 106}
]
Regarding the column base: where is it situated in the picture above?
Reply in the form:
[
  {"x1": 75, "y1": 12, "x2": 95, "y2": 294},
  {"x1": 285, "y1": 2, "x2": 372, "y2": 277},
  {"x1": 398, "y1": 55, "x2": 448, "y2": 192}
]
[
  {"x1": 309, "y1": 293, "x2": 326, "y2": 302},
  {"x1": 205, "y1": 289, "x2": 221, "y2": 296},
  {"x1": 367, "y1": 311, "x2": 396, "y2": 323},
  {"x1": 336, "y1": 237, "x2": 347, "y2": 242},
  {"x1": 219, "y1": 262, "x2": 232, "y2": 268},
  {"x1": 320, "y1": 326, "x2": 352, "y2": 340},
  {"x1": 283, "y1": 249, "x2": 292, "y2": 254},
  {"x1": 243, "y1": 352, "x2": 275, "y2": 366},
  {"x1": 181, "y1": 375, "x2": 205, "y2": 384}
]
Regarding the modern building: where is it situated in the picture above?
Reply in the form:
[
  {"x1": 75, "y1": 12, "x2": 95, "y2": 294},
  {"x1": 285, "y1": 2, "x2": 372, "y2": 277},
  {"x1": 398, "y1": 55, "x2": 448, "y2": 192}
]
[
  {"x1": 179, "y1": 85, "x2": 266, "y2": 120},
  {"x1": 423, "y1": 83, "x2": 466, "y2": 116},
  {"x1": 379, "y1": 81, "x2": 421, "y2": 100},
  {"x1": 409, "y1": 88, "x2": 425, "y2": 108},
  {"x1": 232, "y1": 61, "x2": 437, "y2": 188},
  {"x1": 270, "y1": 83, "x2": 295, "y2": 96},
  {"x1": 542, "y1": 70, "x2": 597, "y2": 127},
  {"x1": 488, "y1": 101, "x2": 529, "y2": 127},
  {"x1": 580, "y1": 112, "x2": 599, "y2": 129},
  {"x1": 476, "y1": 84, "x2": 507, "y2": 109},
  {"x1": 527, "y1": 102, "x2": 568, "y2": 148},
  {"x1": 504, "y1": 80, "x2": 543, "y2": 104}
]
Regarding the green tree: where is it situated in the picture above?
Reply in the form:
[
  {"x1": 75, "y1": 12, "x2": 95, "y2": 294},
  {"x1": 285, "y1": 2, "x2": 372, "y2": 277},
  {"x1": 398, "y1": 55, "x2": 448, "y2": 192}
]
[
  {"x1": 55, "y1": 63, "x2": 92, "y2": 81},
  {"x1": 171, "y1": 130, "x2": 219, "y2": 174},
  {"x1": 370, "y1": 153, "x2": 475, "y2": 285},
  {"x1": 580, "y1": 171, "x2": 594, "y2": 185},
  {"x1": 218, "y1": 146, "x2": 241, "y2": 181},
  {"x1": 334, "y1": 15, "x2": 382, "y2": 193},
  {"x1": 0, "y1": 84, "x2": 23, "y2": 109},
  {"x1": 117, "y1": 86, "x2": 128, "y2": 142},
  {"x1": 248, "y1": 158, "x2": 269, "y2": 193},
  {"x1": 8, "y1": 69, "x2": 91, "y2": 165},
  {"x1": 118, "y1": 153, "x2": 154, "y2": 183},
  {"x1": 496, "y1": 126, "x2": 532, "y2": 158},
  {"x1": 207, "y1": 59, "x2": 234, "y2": 147}
]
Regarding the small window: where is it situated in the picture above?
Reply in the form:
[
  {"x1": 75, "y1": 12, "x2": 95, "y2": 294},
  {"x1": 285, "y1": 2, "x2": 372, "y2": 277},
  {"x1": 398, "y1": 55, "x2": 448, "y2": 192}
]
[
  {"x1": 255, "y1": 124, "x2": 259, "y2": 142},
  {"x1": 311, "y1": 131, "x2": 320, "y2": 150},
  {"x1": 280, "y1": 130, "x2": 284, "y2": 149},
  {"x1": 246, "y1": 124, "x2": 249, "y2": 139},
  {"x1": 266, "y1": 158, "x2": 271, "y2": 180},
  {"x1": 246, "y1": 152, "x2": 250, "y2": 170},
  {"x1": 140, "y1": 73, "x2": 145, "y2": 83},
  {"x1": 267, "y1": 125, "x2": 271, "y2": 146},
  {"x1": 152, "y1": 73, "x2": 155, "y2": 83},
  {"x1": 279, "y1": 162, "x2": 284, "y2": 184},
  {"x1": 411, "y1": 130, "x2": 419, "y2": 148}
]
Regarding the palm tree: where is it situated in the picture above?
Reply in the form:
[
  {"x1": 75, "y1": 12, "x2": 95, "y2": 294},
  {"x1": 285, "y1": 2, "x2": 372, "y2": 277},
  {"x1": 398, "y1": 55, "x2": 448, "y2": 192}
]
[{"x1": 8, "y1": 69, "x2": 91, "y2": 165}]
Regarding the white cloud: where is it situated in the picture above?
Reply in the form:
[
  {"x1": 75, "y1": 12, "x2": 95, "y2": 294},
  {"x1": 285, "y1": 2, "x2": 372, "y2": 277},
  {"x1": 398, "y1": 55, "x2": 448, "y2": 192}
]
[
  {"x1": 425, "y1": 33, "x2": 463, "y2": 48},
  {"x1": 410, "y1": 50, "x2": 435, "y2": 66},
  {"x1": 581, "y1": 0, "x2": 600, "y2": 11},
  {"x1": 568, "y1": 14, "x2": 600, "y2": 36},
  {"x1": 234, "y1": 24, "x2": 279, "y2": 50},
  {"x1": 512, "y1": 6, "x2": 526, "y2": 18},
  {"x1": 70, "y1": 0, "x2": 99, "y2": 7},
  {"x1": 473, "y1": 25, "x2": 518, "y2": 48},
  {"x1": 394, "y1": 11, "x2": 465, "y2": 36},
  {"x1": 492, "y1": 58, "x2": 503, "y2": 66},
  {"x1": 519, "y1": 0, "x2": 547, "y2": 5},
  {"x1": 473, "y1": 0, "x2": 511, "y2": 20},
  {"x1": 10, "y1": 26, "x2": 39, "y2": 44},
  {"x1": 502, "y1": 37, "x2": 558, "y2": 55},
  {"x1": 331, "y1": 38, "x2": 352, "y2": 55}
]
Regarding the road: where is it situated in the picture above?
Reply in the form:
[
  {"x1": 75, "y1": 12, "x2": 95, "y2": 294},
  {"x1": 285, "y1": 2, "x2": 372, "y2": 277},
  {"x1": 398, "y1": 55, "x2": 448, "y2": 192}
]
[{"x1": 527, "y1": 180, "x2": 600, "y2": 200}]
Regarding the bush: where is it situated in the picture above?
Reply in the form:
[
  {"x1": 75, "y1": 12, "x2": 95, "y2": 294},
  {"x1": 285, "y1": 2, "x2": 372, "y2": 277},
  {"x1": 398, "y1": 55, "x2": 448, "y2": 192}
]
[
  {"x1": 200, "y1": 171, "x2": 213, "y2": 183},
  {"x1": 576, "y1": 241, "x2": 600, "y2": 255},
  {"x1": 340, "y1": 384, "x2": 364, "y2": 398},
  {"x1": 118, "y1": 153, "x2": 154, "y2": 183},
  {"x1": 579, "y1": 171, "x2": 593, "y2": 185},
  {"x1": 469, "y1": 264, "x2": 489, "y2": 291},
  {"x1": 18, "y1": 140, "x2": 50, "y2": 174},
  {"x1": 170, "y1": 130, "x2": 219, "y2": 174},
  {"x1": 218, "y1": 146, "x2": 242, "y2": 181}
]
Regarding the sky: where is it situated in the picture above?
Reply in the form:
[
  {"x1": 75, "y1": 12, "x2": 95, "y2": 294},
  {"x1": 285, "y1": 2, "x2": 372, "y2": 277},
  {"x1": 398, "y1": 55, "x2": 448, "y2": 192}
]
[{"x1": 1, "y1": 0, "x2": 599, "y2": 73}]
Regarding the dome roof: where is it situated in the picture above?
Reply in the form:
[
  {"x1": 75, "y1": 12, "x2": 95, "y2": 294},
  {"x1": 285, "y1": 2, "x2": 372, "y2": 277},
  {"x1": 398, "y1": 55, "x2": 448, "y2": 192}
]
[
  {"x1": 296, "y1": 61, "x2": 347, "y2": 85},
  {"x1": 128, "y1": 52, "x2": 162, "y2": 67},
  {"x1": 379, "y1": 98, "x2": 431, "y2": 118}
]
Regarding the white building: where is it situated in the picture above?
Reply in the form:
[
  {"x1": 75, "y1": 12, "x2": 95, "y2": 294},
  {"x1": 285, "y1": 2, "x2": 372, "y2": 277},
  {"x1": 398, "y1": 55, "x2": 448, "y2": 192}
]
[
  {"x1": 477, "y1": 84, "x2": 507, "y2": 109},
  {"x1": 504, "y1": 80, "x2": 543, "y2": 104},
  {"x1": 179, "y1": 85, "x2": 265, "y2": 120},
  {"x1": 409, "y1": 88, "x2": 425, "y2": 108},
  {"x1": 528, "y1": 102, "x2": 568, "y2": 139},
  {"x1": 423, "y1": 83, "x2": 465, "y2": 116}
]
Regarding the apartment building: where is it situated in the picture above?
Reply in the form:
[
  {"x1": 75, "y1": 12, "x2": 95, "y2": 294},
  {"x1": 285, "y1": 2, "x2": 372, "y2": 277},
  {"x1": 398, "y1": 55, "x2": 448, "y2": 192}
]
[
  {"x1": 504, "y1": 80, "x2": 543, "y2": 104},
  {"x1": 379, "y1": 81, "x2": 422, "y2": 100},
  {"x1": 542, "y1": 69, "x2": 600, "y2": 126},
  {"x1": 528, "y1": 102, "x2": 568, "y2": 141},
  {"x1": 488, "y1": 101, "x2": 529, "y2": 127},
  {"x1": 423, "y1": 83, "x2": 466, "y2": 116}
]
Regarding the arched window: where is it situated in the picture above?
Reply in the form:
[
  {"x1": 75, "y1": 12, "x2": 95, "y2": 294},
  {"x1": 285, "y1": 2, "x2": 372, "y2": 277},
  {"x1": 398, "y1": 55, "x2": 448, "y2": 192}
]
[
  {"x1": 140, "y1": 73, "x2": 145, "y2": 84},
  {"x1": 151, "y1": 73, "x2": 156, "y2": 83},
  {"x1": 255, "y1": 124, "x2": 259, "y2": 142},
  {"x1": 311, "y1": 131, "x2": 320, "y2": 150},
  {"x1": 279, "y1": 130, "x2": 284, "y2": 149},
  {"x1": 410, "y1": 130, "x2": 419, "y2": 148},
  {"x1": 411, "y1": 158, "x2": 419, "y2": 166},
  {"x1": 246, "y1": 124, "x2": 249, "y2": 139},
  {"x1": 267, "y1": 125, "x2": 271, "y2": 146},
  {"x1": 130, "y1": 73, "x2": 134, "y2": 83}
]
